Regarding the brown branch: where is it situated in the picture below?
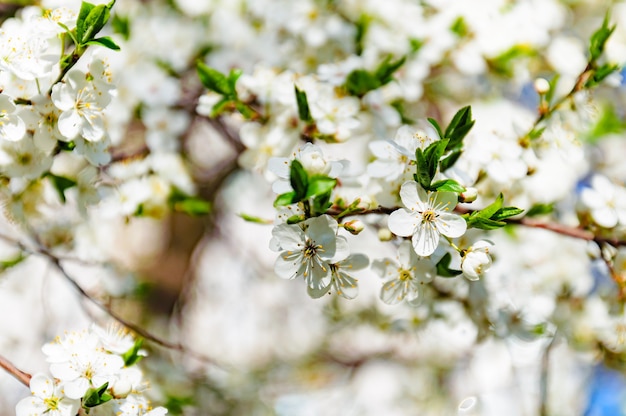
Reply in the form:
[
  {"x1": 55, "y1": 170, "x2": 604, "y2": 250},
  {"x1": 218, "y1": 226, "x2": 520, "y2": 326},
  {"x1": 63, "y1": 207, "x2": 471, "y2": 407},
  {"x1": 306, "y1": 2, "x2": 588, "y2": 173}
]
[{"x1": 0, "y1": 354, "x2": 31, "y2": 387}]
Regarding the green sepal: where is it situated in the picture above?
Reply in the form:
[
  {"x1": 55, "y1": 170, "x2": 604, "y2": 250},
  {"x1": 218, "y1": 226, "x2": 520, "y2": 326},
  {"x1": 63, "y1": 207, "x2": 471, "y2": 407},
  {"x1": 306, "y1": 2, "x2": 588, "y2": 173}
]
[
  {"x1": 336, "y1": 198, "x2": 362, "y2": 220},
  {"x1": 85, "y1": 36, "x2": 120, "y2": 51},
  {"x1": 305, "y1": 176, "x2": 337, "y2": 199},
  {"x1": 274, "y1": 191, "x2": 296, "y2": 207},
  {"x1": 46, "y1": 173, "x2": 77, "y2": 203},
  {"x1": 430, "y1": 179, "x2": 465, "y2": 194},
  {"x1": 525, "y1": 203, "x2": 554, "y2": 217},
  {"x1": 122, "y1": 338, "x2": 144, "y2": 366},
  {"x1": 83, "y1": 382, "x2": 113, "y2": 408},
  {"x1": 589, "y1": 13, "x2": 615, "y2": 62},
  {"x1": 196, "y1": 62, "x2": 232, "y2": 96},
  {"x1": 436, "y1": 252, "x2": 462, "y2": 277},
  {"x1": 294, "y1": 85, "x2": 313, "y2": 122}
]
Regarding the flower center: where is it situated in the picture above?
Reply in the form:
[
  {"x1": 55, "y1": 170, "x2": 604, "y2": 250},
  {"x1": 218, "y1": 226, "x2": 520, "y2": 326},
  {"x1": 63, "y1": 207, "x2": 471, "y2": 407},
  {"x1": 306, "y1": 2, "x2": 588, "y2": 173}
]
[
  {"x1": 398, "y1": 268, "x2": 412, "y2": 281},
  {"x1": 422, "y1": 209, "x2": 436, "y2": 222},
  {"x1": 44, "y1": 396, "x2": 60, "y2": 410},
  {"x1": 303, "y1": 239, "x2": 321, "y2": 258}
]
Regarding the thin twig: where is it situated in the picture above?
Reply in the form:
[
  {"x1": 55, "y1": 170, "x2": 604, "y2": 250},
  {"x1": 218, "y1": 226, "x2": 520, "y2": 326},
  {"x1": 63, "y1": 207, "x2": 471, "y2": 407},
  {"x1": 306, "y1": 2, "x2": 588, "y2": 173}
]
[{"x1": 0, "y1": 354, "x2": 31, "y2": 387}]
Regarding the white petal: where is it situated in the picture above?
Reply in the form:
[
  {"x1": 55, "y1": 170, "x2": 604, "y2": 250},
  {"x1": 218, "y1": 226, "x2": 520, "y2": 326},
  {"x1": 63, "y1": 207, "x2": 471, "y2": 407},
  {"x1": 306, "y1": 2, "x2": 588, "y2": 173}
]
[
  {"x1": 329, "y1": 235, "x2": 350, "y2": 263},
  {"x1": 274, "y1": 251, "x2": 303, "y2": 279},
  {"x1": 388, "y1": 208, "x2": 418, "y2": 237},
  {"x1": 57, "y1": 110, "x2": 81, "y2": 140},
  {"x1": 435, "y1": 213, "x2": 467, "y2": 238},
  {"x1": 591, "y1": 206, "x2": 618, "y2": 228},
  {"x1": 412, "y1": 223, "x2": 440, "y2": 257},
  {"x1": 399, "y1": 180, "x2": 425, "y2": 210},
  {"x1": 333, "y1": 271, "x2": 359, "y2": 299},
  {"x1": 380, "y1": 279, "x2": 407, "y2": 305},
  {"x1": 29, "y1": 373, "x2": 54, "y2": 398},
  {"x1": 271, "y1": 224, "x2": 304, "y2": 251}
]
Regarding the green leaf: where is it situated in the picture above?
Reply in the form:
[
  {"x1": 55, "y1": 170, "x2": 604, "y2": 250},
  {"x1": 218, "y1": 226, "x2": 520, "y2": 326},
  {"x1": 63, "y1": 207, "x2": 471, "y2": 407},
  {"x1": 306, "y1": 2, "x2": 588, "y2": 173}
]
[
  {"x1": 173, "y1": 197, "x2": 211, "y2": 216},
  {"x1": 196, "y1": 62, "x2": 232, "y2": 96},
  {"x1": 306, "y1": 175, "x2": 336, "y2": 199},
  {"x1": 83, "y1": 382, "x2": 112, "y2": 408},
  {"x1": 78, "y1": 0, "x2": 115, "y2": 46},
  {"x1": 354, "y1": 14, "x2": 371, "y2": 56},
  {"x1": 586, "y1": 104, "x2": 626, "y2": 142},
  {"x1": 374, "y1": 55, "x2": 406, "y2": 85},
  {"x1": 47, "y1": 173, "x2": 77, "y2": 203},
  {"x1": 467, "y1": 216, "x2": 507, "y2": 230},
  {"x1": 85, "y1": 36, "x2": 120, "y2": 51},
  {"x1": 111, "y1": 13, "x2": 130, "y2": 40},
  {"x1": 427, "y1": 118, "x2": 443, "y2": 140},
  {"x1": 492, "y1": 206, "x2": 524, "y2": 221},
  {"x1": 430, "y1": 179, "x2": 465, "y2": 193},
  {"x1": 210, "y1": 97, "x2": 234, "y2": 117},
  {"x1": 444, "y1": 106, "x2": 474, "y2": 150},
  {"x1": 423, "y1": 138, "x2": 449, "y2": 181},
  {"x1": 294, "y1": 85, "x2": 313, "y2": 122},
  {"x1": 476, "y1": 193, "x2": 503, "y2": 219},
  {"x1": 312, "y1": 190, "x2": 333, "y2": 215},
  {"x1": 450, "y1": 16, "x2": 469, "y2": 37},
  {"x1": 289, "y1": 160, "x2": 309, "y2": 201},
  {"x1": 344, "y1": 69, "x2": 380, "y2": 97},
  {"x1": 239, "y1": 213, "x2": 273, "y2": 224},
  {"x1": 436, "y1": 252, "x2": 462, "y2": 277},
  {"x1": 585, "y1": 63, "x2": 620, "y2": 89},
  {"x1": 76, "y1": 1, "x2": 96, "y2": 45},
  {"x1": 414, "y1": 148, "x2": 431, "y2": 189},
  {"x1": 227, "y1": 68, "x2": 242, "y2": 93},
  {"x1": 122, "y1": 338, "x2": 144, "y2": 366},
  {"x1": 274, "y1": 191, "x2": 296, "y2": 207},
  {"x1": 525, "y1": 203, "x2": 554, "y2": 217},
  {"x1": 439, "y1": 149, "x2": 462, "y2": 172},
  {"x1": 589, "y1": 13, "x2": 615, "y2": 62},
  {"x1": 487, "y1": 44, "x2": 535, "y2": 77}
]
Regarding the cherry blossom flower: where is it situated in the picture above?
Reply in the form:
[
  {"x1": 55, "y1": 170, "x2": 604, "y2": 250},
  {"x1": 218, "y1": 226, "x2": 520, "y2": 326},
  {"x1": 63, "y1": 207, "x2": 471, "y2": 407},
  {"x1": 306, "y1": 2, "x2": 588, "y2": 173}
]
[
  {"x1": 461, "y1": 240, "x2": 493, "y2": 281},
  {"x1": 388, "y1": 180, "x2": 467, "y2": 257},
  {"x1": 270, "y1": 215, "x2": 350, "y2": 294},
  {"x1": 580, "y1": 175, "x2": 626, "y2": 228},
  {"x1": 15, "y1": 373, "x2": 80, "y2": 416}
]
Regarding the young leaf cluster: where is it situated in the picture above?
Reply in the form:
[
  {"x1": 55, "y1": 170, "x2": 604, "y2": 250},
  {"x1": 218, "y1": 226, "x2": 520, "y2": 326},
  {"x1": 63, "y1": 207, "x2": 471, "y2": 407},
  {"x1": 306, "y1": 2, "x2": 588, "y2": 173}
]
[
  {"x1": 274, "y1": 160, "x2": 337, "y2": 219},
  {"x1": 464, "y1": 193, "x2": 524, "y2": 230},
  {"x1": 344, "y1": 55, "x2": 406, "y2": 97},
  {"x1": 585, "y1": 13, "x2": 619, "y2": 89},
  {"x1": 196, "y1": 62, "x2": 258, "y2": 119},
  {"x1": 415, "y1": 106, "x2": 475, "y2": 192}
]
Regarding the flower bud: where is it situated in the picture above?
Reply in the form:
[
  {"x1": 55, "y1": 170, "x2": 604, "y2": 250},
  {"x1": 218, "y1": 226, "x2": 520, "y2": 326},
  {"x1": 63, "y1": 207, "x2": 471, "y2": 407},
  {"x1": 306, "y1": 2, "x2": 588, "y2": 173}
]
[
  {"x1": 459, "y1": 187, "x2": 478, "y2": 203},
  {"x1": 343, "y1": 219, "x2": 365, "y2": 235},
  {"x1": 111, "y1": 379, "x2": 133, "y2": 399},
  {"x1": 378, "y1": 228, "x2": 393, "y2": 241},
  {"x1": 533, "y1": 78, "x2": 550, "y2": 95},
  {"x1": 461, "y1": 240, "x2": 493, "y2": 281}
]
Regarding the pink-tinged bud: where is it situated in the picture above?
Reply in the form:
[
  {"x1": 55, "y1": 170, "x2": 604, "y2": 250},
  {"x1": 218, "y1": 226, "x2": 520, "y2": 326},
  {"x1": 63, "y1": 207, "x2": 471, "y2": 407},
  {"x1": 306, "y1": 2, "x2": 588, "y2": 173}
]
[
  {"x1": 343, "y1": 219, "x2": 365, "y2": 235},
  {"x1": 460, "y1": 187, "x2": 478, "y2": 203}
]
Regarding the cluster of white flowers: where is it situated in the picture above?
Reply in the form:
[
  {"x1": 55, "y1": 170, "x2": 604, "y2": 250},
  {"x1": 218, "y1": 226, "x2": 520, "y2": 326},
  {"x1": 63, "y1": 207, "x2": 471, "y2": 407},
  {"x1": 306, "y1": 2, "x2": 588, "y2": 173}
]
[
  {"x1": 16, "y1": 324, "x2": 166, "y2": 416},
  {"x1": 1, "y1": 0, "x2": 626, "y2": 414}
]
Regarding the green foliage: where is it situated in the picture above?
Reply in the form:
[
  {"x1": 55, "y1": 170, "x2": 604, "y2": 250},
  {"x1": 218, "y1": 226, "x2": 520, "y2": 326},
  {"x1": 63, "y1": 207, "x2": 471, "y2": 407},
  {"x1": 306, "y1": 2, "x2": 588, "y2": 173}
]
[
  {"x1": 168, "y1": 189, "x2": 212, "y2": 216},
  {"x1": 464, "y1": 194, "x2": 524, "y2": 230},
  {"x1": 83, "y1": 382, "x2": 113, "y2": 410},
  {"x1": 584, "y1": 63, "x2": 620, "y2": 88},
  {"x1": 344, "y1": 55, "x2": 406, "y2": 97},
  {"x1": 586, "y1": 104, "x2": 626, "y2": 142},
  {"x1": 525, "y1": 203, "x2": 554, "y2": 217},
  {"x1": 294, "y1": 86, "x2": 313, "y2": 123},
  {"x1": 273, "y1": 160, "x2": 337, "y2": 217},
  {"x1": 46, "y1": 173, "x2": 77, "y2": 203},
  {"x1": 354, "y1": 14, "x2": 370, "y2": 56},
  {"x1": 122, "y1": 338, "x2": 144, "y2": 366},
  {"x1": 487, "y1": 44, "x2": 535, "y2": 77},
  {"x1": 238, "y1": 213, "x2": 273, "y2": 224},
  {"x1": 450, "y1": 16, "x2": 468, "y2": 37},
  {"x1": 436, "y1": 252, "x2": 462, "y2": 277},
  {"x1": 76, "y1": 0, "x2": 119, "y2": 50},
  {"x1": 111, "y1": 13, "x2": 130, "y2": 40},
  {"x1": 444, "y1": 105, "x2": 475, "y2": 151},
  {"x1": 589, "y1": 13, "x2": 615, "y2": 62}
]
